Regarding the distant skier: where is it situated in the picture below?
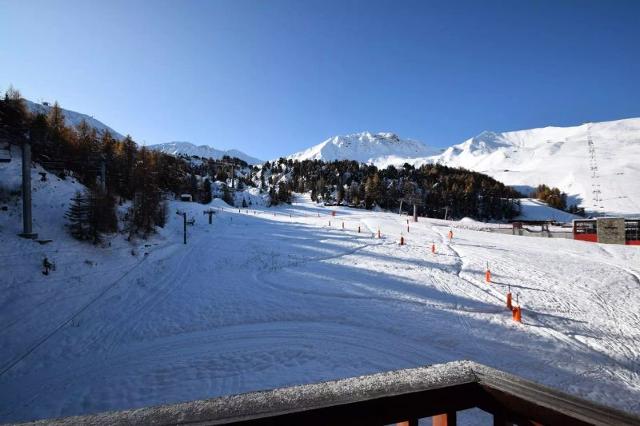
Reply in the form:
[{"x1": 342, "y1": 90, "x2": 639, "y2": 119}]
[{"x1": 42, "y1": 257, "x2": 53, "y2": 275}]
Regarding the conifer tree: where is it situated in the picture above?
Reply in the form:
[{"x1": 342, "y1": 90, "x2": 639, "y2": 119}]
[
  {"x1": 202, "y1": 178, "x2": 213, "y2": 204},
  {"x1": 66, "y1": 191, "x2": 91, "y2": 240}
]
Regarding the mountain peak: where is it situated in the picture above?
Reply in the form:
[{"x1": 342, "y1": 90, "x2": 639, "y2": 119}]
[
  {"x1": 148, "y1": 141, "x2": 263, "y2": 165},
  {"x1": 288, "y1": 131, "x2": 434, "y2": 164}
]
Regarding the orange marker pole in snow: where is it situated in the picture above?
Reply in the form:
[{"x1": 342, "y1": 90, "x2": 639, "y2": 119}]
[
  {"x1": 400, "y1": 236, "x2": 405, "y2": 246},
  {"x1": 506, "y1": 286, "x2": 512, "y2": 310},
  {"x1": 513, "y1": 305, "x2": 522, "y2": 323},
  {"x1": 512, "y1": 294, "x2": 522, "y2": 323},
  {"x1": 431, "y1": 243, "x2": 436, "y2": 254},
  {"x1": 485, "y1": 269, "x2": 491, "y2": 283}
]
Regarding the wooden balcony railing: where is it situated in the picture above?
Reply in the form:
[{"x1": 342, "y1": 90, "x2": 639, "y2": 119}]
[{"x1": 22, "y1": 360, "x2": 640, "y2": 425}]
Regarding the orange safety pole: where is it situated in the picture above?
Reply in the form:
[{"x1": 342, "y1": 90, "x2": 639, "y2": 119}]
[
  {"x1": 513, "y1": 306, "x2": 522, "y2": 323},
  {"x1": 506, "y1": 290, "x2": 512, "y2": 310},
  {"x1": 431, "y1": 243, "x2": 436, "y2": 254},
  {"x1": 485, "y1": 269, "x2": 491, "y2": 283}
]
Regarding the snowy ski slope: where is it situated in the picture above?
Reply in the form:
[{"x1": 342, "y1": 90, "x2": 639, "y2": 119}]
[
  {"x1": 1, "y1": 191, "x2": 639, "y2": 423},
  {"x1": 425, "y1": 118, "x2": 640, "y2": 216}
]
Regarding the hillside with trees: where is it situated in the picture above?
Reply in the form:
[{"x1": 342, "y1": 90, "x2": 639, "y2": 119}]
[
  {"x1": 2, "y1": 87, "x2": 529, "y2": 245},
  {"x1": 258, "y1": 158, "x2": 522, "y2": 220}
]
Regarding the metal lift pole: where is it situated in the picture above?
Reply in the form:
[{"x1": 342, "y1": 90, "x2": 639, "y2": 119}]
[
  {"x1": 183, "y1": 212, "x2": 187, "y2": 244},
  {"x1": 19, "y1": 141, "x2": 37, "y2": 239}
]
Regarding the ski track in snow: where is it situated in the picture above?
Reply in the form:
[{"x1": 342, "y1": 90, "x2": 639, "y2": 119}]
[{"x1": 1, "y1": 195, "x2": 640, "y2": 422}]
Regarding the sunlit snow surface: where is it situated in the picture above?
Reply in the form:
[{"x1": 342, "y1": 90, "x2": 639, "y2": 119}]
[{"x1": 1, "y1": 190, "x2": 639, "y2": 422}]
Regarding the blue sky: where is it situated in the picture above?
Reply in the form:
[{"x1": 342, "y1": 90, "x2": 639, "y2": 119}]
[{"x1": 1, "y1": 0, "x2": 639, "y2": 160}]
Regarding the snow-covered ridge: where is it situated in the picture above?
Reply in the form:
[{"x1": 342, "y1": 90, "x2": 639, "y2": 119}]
[
  {"x1": 25, "y1": 100, "x2": 124, "y2": 140},
  {"x1": 424, "y1": 117, "x2": 640, "y2": 215},
  {"x1": 148, "y1": 141, "x2": 263, "y2": 165},
  {"x1": 299, "y1": 119, "x2": 640, "y2": 215},
  {"x1": 287, "y1": 131, "x2": 435, "y2": 164}
]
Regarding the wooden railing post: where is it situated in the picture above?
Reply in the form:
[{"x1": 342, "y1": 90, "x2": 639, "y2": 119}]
[
  {"x1": 492, "y1": 412, "x2": 507, "y2": 425},
  {"x1": 433, "y1": 411, "x2": 457, "y2": 426}
]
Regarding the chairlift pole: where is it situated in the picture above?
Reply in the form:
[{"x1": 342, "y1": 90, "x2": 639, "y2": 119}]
[
  {"x1": 204, "y1": 209, "x2": 214, "y2": 224},
  {"x1": 183, "y1": 213, "x2": 187, "y2": 244},
  {"x1": 177, "y1": 211, "x2": 187, "y2": 244},
  {"x1": 19, "y1": 141, "x2": 37, "y2": 239}
]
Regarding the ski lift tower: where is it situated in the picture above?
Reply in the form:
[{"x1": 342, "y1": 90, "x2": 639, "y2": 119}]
[{"x1": 19, "y1": 140, "x2": 38, "y2": 239}]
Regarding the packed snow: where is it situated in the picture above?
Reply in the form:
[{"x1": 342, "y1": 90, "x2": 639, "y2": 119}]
[
  {"x1": 514, "y1": 198, "x2": 581, "y2": 223},
  {"x1": 1, "y1": 165, "x2": 639, "y2": 422},
  {"x1": 147, "y1": 141, "x2": 263, "y2": 165}
]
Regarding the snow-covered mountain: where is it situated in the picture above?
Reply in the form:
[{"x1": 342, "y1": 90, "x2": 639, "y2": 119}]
[
  {"x1": 287, "y1": 132, "x2": 435, "y2": 164},
  {"x1": 148, "y1": 141, "x2": 263, "y2": 165},
  {"x1": 423, "y1": 118, "x2": 640, "y2": 215},
  {"x1": 25, "y1": 100, "x2": 124, "y2": 140},
  {"x1": 296, "y1": 120, "x2": 640, "y2": 215}
]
